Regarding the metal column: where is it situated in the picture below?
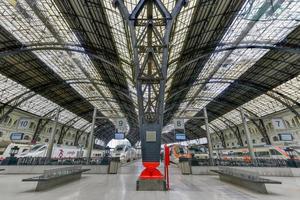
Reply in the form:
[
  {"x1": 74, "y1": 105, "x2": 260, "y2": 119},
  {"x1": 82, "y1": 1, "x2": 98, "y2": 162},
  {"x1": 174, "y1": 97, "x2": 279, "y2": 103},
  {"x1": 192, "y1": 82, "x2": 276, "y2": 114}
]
[
  {"x1": 240, "y1": 108, "x2": 256, "y2": 162},
  {"x1": 87, "y1": 108, "x2": 97, "y2": 163},
  {"x1": 203, "y1": 107, "x2": 214, "y2": 165},
  {"x1": 46, "y1": 107, "x2": 60, "y2": 160},
  {"x1": 114, "y1": 0, "x2": 187, "y2": 165}
]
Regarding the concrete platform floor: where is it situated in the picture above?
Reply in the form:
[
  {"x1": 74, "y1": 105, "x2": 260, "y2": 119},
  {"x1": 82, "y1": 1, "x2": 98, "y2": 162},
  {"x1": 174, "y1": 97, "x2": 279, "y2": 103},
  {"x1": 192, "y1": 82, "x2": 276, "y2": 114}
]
[{"x1": 0, "y1": 161, "x2": 300, "y2": 200}]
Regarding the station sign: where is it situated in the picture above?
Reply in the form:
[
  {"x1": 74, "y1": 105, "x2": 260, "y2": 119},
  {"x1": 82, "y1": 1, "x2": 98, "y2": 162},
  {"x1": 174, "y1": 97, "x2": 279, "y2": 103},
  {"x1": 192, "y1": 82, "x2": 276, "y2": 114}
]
[
  {"x1": 173, "y1": 119, "x2": 185, "y2": 129},
  {"x1": 278, "y1": 133, "x2": 293, "y2": 141},
  {"x1": 115, "y1": 118, "x2": 127, "y2": 132},
  {"x1": 10, "y1": 132, "x2": 24, "y2": 140},
  {"x1": 115, "y1": 132, "x2": 125, "y2": 140},
  {"x1": 18, "y1": 118, "x2": 30, "y2": 129},
  {"x1": 175, "y1": 132, "x2": 186, "y2": 141},
  {"x1": 146, "y1": 131, "x2": 156, "y2": 142},
  {"x1": 271, "y1": 118, "x2": 286, "y2": 130}
]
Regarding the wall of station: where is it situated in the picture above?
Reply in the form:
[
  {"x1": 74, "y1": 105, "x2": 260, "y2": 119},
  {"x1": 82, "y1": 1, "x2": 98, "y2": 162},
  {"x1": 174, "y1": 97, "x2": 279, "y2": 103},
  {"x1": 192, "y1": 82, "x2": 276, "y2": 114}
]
[
  {"x1": 211, "y1": 108, "x2": 300, "y2": 149},
  {"x1": 0, "y1": 108, "x2": 89, "y2": 149}
]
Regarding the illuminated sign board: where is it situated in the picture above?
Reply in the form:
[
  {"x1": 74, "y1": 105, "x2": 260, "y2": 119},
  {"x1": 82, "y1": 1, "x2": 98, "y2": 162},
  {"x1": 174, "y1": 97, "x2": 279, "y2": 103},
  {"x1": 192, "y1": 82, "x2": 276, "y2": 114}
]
[{"x1": 115, "y1": 133, "x2": 125, "y2": 140}]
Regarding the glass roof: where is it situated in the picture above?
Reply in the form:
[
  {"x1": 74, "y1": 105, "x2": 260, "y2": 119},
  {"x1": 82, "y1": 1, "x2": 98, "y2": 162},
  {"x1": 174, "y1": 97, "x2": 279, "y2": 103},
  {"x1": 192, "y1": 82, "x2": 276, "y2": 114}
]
[
  {"x1": 175, "y1": 0, "x2": 300, "y2": 118},
  {"x1": 102, "y1": 0, "x2": 197, "y2": 107},
  {"x1": 0, "y1": 73, "x2": 90, "y2": 131},
  {"x1": 209, "y1": 73, "x2": 300, "y2": 131},
  {"x1": 0, "y1": 0, "x2": 123, "y2": 118}
]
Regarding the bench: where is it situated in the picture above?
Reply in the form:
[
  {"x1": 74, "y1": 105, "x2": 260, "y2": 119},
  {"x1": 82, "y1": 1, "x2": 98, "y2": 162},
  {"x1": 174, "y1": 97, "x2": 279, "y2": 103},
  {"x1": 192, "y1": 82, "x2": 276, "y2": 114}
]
[
  {"x1": 211, "y1": 167, "x2": 281, "y2": 193},
  {"x1": 22, "y1": 166, "x2": 90, "y2": 191}
]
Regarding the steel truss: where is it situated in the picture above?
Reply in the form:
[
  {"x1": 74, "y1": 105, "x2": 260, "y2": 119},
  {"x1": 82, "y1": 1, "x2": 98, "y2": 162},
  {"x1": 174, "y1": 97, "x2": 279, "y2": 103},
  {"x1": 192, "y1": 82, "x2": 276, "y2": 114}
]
[{"x1": 113, "y1": 0, "x2": 187, "y2": 162}]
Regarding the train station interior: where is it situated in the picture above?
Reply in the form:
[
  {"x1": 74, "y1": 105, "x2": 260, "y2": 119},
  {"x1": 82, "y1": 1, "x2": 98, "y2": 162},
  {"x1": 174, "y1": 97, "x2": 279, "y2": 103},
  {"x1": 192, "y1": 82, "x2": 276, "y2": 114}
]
[{"x1": 0, "y1": 0, "x2": 300, "y2": 199}]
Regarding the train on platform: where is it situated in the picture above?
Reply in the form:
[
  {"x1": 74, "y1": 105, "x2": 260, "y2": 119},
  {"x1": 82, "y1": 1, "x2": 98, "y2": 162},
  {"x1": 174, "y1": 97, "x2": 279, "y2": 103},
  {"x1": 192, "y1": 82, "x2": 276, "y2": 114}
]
[
  {"x1": 169, "y1": 144, "x2": 192, "y2": 164},
  {"x1": 217, "y1": 145, "x2": 300, "y2": 161},
  {"x1": 166, "y1": 144, "x2": 300, "y2": 163},
  {"x1": 111, "y1": 144, "x2": 138, "y2": 163},
  {"x1": 0, "y1": 143, "x2": 105, "y2": 161}
]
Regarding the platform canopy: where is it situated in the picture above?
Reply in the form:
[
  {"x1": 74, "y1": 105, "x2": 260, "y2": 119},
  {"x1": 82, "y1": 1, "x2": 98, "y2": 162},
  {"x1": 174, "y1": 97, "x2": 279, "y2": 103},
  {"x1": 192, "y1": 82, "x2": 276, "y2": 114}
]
[{"x1": 0, "y1": 0, "x2": 299, "y2": 145}]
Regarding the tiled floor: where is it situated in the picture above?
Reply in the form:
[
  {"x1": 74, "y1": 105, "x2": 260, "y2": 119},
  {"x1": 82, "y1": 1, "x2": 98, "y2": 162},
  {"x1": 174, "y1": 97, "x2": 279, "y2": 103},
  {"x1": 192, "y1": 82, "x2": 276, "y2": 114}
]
[{"x1": 0, "y1": 162, "x2": 299, "y2": 200}]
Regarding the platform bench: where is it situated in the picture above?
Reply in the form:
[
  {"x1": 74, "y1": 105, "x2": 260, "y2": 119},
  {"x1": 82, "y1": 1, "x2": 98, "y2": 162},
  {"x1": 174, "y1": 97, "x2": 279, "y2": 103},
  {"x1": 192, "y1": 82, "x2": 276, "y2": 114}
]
[
  {"x1": 22, "y1": 166, "x2": 90, "y2": 191},
  {"x1": 211, "y1": 167, "x2": 281, "y2": 193}
]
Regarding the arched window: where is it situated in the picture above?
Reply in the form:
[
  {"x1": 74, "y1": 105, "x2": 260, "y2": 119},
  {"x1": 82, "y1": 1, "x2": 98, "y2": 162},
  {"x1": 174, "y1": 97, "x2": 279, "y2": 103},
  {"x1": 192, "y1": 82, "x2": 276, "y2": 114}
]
[
  {"x1": 294, "y1": 117, "x2": 300, "y2": 127},
  {"x1": 3, "y1": 116, "x2": 11, "y2": 124},
  {"x1": 24, "y1": 135, "x2": 30, "y2": 140},
  {"x1": 45, "y1": 138, "x2": 49, "y2": 143},
  {"x1": 7, "y1": 118, "x2": 12, "y2": 126},
  {"x1": 252, "y1": 139, "x2": 256, "y2": 144},
  {"x1": 285, "y1": 120, "x2": 291, "y2": 128},
  {"x1": 29, "y1": 122, "x2": 35, "y2": 129},
  {"x1": 273, "y1": 136, "x2": 279, "y2": 141},
  {"x1": 65, "y1": 142, "x2": 69, "y2": 145}
]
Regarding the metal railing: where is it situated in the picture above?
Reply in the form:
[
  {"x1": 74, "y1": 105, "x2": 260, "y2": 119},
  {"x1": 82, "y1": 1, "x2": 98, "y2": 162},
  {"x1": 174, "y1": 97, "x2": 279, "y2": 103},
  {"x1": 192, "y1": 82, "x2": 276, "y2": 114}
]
[
  {"x1": 12, "y1": 156, "x2": 111, "y2": 166},
  {"x1": 191, "y1": 158, "x2": 299, "y2": 168},
  {"x1": 43, "y1": 166, "x2": 82, "y2": 178}
]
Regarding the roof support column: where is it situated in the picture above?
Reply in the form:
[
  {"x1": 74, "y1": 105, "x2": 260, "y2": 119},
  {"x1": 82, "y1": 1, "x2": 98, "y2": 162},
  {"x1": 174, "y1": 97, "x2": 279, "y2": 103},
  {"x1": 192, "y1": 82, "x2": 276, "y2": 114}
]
[
  {"x1": 113, "y1": 0, "x2": 187, "y2": 166},
  {"x1": 87, "y1": 108, "x2": 97, "y2": 163},
  {"x1": 203, "y1": 107, "x2": 214, "y2": 165},
  {"x1": 46, "y1": 107, "x2": 60, "y2": 161},
  {"x1": 240, "y1": 108, "x2": 256, "y2": 164}
]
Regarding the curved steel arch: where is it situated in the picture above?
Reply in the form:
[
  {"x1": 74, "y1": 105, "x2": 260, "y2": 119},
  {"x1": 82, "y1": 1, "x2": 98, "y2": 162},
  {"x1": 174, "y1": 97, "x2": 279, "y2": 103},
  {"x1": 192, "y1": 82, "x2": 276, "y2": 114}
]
[
  {"x1": 167, "y1": 44, "x2": 300, "y2": 82},
  {"x1": 166, "y1": 78, "x2": 300, "y2": 118},
  {"x1": 0, "y1": 44, "x2": 134, "y2": 82}
]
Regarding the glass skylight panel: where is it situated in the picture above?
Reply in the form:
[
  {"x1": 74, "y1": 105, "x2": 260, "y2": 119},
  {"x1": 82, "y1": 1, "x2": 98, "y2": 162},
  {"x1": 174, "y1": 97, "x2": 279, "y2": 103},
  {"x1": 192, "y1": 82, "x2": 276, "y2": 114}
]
[
  {"x1": 167, "y1": 0, "x2": 197, "y2": 83},
  {"x1": 103, "y1": 0, "x2": 196, "y2": 112},
  {"x1": 0, "y1": 0, "x2": 122, "y2": 117},
  {"x1": 178, "y1": 0, "x2": 300, "y2": 117},
  {"x1": 243, "y1": 94, "x2": 286, "y2": 117},
  {"x1": 0, "y1": 74, "x2": 90, "y2": 131},
  {"x1": 273, "y1": 75, "x2": 300, "y2": 102},
  {"x1": 102, "y1": 0, "x2": 138, "y2": 110},
  {"x1": 210, "y1": 118, "x2": 227, "y2": 130},
  {"x1": 0, "y1": 74, "x2": 29, "y2": 102}
]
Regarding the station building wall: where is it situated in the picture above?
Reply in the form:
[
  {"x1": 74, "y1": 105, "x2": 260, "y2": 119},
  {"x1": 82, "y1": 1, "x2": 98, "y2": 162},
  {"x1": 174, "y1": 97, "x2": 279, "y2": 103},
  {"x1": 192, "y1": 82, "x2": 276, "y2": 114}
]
[
  {"x1": 0, "y1": 108, "x2": 89, "y2": 148},
  {"x1": 211, "y1": 108, "x2": 300, "y2": 149}
]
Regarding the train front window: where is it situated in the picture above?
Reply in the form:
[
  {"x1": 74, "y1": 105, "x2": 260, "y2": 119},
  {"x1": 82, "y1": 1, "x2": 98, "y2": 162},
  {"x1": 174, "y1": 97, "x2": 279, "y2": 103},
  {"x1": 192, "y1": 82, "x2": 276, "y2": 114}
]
[
  {"x1": 270, "y1": 149, "x2": 281, "y2": 155},
  {"x1": 29, "y1": 144, "x2": 44, "y2": 152},
  {"x1": 115, "y1": 146, "x2": 124, "y2": 152},
  {"x1": 38, "y1": 146, "x2": 47, "y2": 151}
]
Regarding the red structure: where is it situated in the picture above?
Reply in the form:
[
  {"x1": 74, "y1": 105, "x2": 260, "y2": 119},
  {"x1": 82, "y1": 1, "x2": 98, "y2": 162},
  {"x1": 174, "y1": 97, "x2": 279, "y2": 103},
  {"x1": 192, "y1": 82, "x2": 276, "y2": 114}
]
[
  {"x1": 164, "y1": 145, "x2": 170, "y2": 190},
  {"x1": 139, "y1": 162, "x2": 164, "y2": 180}
]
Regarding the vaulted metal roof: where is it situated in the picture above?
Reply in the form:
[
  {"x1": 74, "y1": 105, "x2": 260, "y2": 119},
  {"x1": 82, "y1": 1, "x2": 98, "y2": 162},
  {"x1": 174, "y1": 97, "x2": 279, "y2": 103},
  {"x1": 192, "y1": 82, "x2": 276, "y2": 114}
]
[{"x1": 0, "y1": 0, "x2": 300, "y2": 145}]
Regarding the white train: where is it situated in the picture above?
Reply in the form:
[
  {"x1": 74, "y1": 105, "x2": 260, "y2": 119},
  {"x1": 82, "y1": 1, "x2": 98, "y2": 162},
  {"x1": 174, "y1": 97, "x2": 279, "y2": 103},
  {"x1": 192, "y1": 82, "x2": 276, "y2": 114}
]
[
  {"x1": 220, "y1": 145, "x2": 300, "y2": 161},
  {"x1": 0, "y1": 143, "x2": 31, "y2": 161},
  {"x1": 0, "y1": 143, "x2": 105, "y2": 160},
  {"x1": 111, "y1": 144, "x2": 137, "y2": 163}
]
